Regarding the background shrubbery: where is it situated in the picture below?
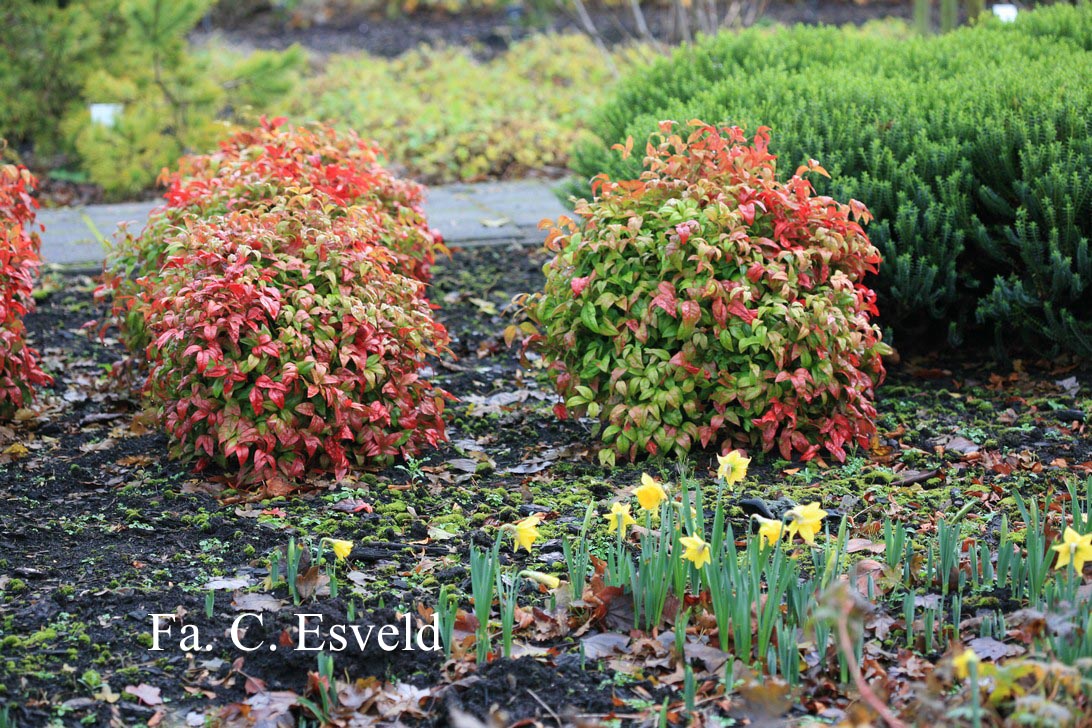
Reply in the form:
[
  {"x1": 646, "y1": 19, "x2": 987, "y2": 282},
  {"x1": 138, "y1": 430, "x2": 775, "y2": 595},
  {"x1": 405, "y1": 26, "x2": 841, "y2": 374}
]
[
  {"x1": 294, "y1": 35, "x2": 651, "y2": 183},
  {"x1": 103, "y1": 121, "x2": 450, "y2": 490},
  {"x1": 567, "y1": 3, "x2": 1092, "y2": 355},
  {"x1": 0, "y1": 0, "x2": 303, "y2": 199},
  {"x1": 521, "y1": 123, "x2": 889, "y2": 464},
  {"x1": 0, "y1": 163, "x2": 51, "y2": 417},
  {"x1": 1, "y1": 0, "x2": 643, "y2": 196}
]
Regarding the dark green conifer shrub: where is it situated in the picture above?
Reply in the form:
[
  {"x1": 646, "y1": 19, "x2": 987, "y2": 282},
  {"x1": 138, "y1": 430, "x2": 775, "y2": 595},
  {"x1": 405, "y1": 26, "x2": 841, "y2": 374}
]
[{"x1": 568, "y1": 4, "x2": 1092, "y2": 354}]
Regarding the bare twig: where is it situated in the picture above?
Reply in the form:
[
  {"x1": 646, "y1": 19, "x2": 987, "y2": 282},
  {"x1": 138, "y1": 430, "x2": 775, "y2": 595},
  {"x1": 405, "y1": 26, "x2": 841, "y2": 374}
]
[
  {"x1": 707, "y1": 0, "x2": 720, "y2": 34},
  {"x1": 627, "y1": 0, "x2": 660, "y2": 48},
  {"x1": 835, "y1": 592, "x2": 907, "y2": 728},
  {"x1": 888, "y1": 468, "x2": 942, "y2": 489},
  {"x1": 743, "y1": 0, "x2": 770, "y2": 27},
  {"x1": 559, "y1": 0, "x2": 620, "y2": 78},
  {"x1": 674, "y1": 0, "x2": 692, "y2": 43},
  {"x1": 527, "y1": 688, "x2": 563, "y2": 725},
  {"x1": 723, "y1": 0, "x2": 742, "y2": 28}
]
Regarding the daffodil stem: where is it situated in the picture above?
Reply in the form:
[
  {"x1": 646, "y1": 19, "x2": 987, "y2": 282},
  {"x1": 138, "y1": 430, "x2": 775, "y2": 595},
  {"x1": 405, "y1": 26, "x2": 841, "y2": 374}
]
[
  {"x1": 286, "y1": 537, "x2": 301, "y2": 605},
  {"x1": 326, "y1": 562, "x2": 338, "y2": 599},
  {"x1": 969, "y1": 661, "x2": 982, "y2": 728},
  {"x1": 437, "y1": 584, "x2": 457, "y2": 659},
  {"x1": 496, "y1": 571, "x2": 517, "y2": 658},
  {"x1": 470, "y1": 538, "x2": 500, "y2": 663}
]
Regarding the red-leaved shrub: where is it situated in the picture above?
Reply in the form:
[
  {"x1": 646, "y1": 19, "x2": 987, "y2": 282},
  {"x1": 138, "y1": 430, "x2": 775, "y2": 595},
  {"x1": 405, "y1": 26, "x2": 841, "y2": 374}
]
[
  {"x1": 0, "y1": 163, "x2": 51, "y2": 417},
  {"x1": 142, "y1": 206, "x2": 449, "y2": 489},
  {"x1": 158, "y1": 117, "x2": 442, "y2": 282},
  {"x1": 99, "y1": 121, "x2": 451, "y2": 491},
  {"x1": 520, "y1": 122, "x2": 890, "y2": 464},
  {"x1": 102, "y1": 118, "x2": 444, "y2": 354}
]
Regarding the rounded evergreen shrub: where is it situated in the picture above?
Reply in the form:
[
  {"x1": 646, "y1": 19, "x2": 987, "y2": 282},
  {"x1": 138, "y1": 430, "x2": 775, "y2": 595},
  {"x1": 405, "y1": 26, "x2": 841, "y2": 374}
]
[
  {"x1": 98, "y1": 120, "x2": 452, "y2": 491},
  {"x1": 521, "y1": 122, "x2": 890, "y2": 464},
  {"x1": 102, "y1": 119, "x2": 444, "y2": 354},
  {"x1": 141, "y1": 206, "x2": 450, "y2": 490},
  {"x1": 157, "y1": 118, "x2": 443, "y2": 282},
  {"x1": 107, "y1": 119, "x2": 443, "y2": 282},
  {"x1": 568, "y1": 7, "x2": 1092, "y2": 354}
]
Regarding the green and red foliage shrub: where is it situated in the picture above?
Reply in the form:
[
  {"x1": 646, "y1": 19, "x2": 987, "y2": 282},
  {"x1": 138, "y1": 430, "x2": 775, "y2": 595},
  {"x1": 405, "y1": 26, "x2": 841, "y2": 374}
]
[
  {"x1": 105, "y1": 118, "x2": 438, "y2": 288},
  {"x1": 101, "y1": 121, "x2": 451, "y2": 490},
  {"x1": 0, "y1": 163, "x2": 51, "y2": 417},
  {"x1": 103, "y1": 118, "x2": 444, "y2": 353},
  {"x1": 141, "y1": 207, "x2": 449, "y2": 488},
  {"x1": 520, "y1": 122, "x2": 890, "y2": 465},
  {"x1": 158, "y1": 119, "x2": 443, "y2": 282}
]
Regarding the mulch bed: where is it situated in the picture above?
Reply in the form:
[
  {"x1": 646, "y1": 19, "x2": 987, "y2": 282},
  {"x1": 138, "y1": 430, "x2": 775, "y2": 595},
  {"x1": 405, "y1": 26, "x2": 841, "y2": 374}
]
[{"x1": 1, "y1": 244, "x2": 1088, "y2": 725}]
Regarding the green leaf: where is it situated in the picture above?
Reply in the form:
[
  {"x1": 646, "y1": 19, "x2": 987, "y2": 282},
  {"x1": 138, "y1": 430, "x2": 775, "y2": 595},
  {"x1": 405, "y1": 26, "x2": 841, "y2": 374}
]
[{"x1": 580, "y1": 301, "x2": 601, "y2": 335}]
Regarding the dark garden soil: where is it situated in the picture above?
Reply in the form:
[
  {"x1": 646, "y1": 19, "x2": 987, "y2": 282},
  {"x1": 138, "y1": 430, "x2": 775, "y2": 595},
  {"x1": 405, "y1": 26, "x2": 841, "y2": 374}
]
[
  {"x1": 200, "y1": 0, "x2": 912, "y2": 58},
  {"x1": 1, "y1": 244, "x2": 1090, "y2": 726}
]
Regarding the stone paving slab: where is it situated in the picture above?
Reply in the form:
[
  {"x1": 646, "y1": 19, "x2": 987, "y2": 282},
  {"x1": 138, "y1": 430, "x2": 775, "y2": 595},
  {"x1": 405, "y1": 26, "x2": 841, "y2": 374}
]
[
  {"x1": 35, "y1": 179, "x2": 571, "y2": 266},
  {"x1": 36, "y1": 201, "x2": 156, "y2": 266}
]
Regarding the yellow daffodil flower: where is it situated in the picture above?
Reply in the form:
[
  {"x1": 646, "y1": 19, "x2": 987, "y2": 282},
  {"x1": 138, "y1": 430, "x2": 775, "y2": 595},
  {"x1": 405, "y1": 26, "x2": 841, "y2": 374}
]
[
  {"x1": 324, "y1": 539, "x2": 354, "y2": 560},
  {"x1": 716, "y1": 450, "x2": 750, "y2": 485},
  {"x1": 509, "y1": 514, "x2": 543, "y2": 552},
  {"x1": 605, "y1": 502, "x2": 636, "y2": 534},
  {"x1": 635, "y1": 473, "x2": 668, "y2": 511},
  {"x1": 1052, "y1": 526, "x2": 1092, "y2": 573},
  {"x1": 680, "y1": 535, "x2": 712, "y2": 569},
  {"x1": 952, "y1": 648, "x2": 980, "y2": 679},
  {"x1": 754, "y1": 515, "x2": 785, "y2": 547},
  {"x1": 785, "y1": 502, "x2": 828, "y2": 545},
  {"x1": 519, "y1": 570, "x2": 561, "y2": 589}
]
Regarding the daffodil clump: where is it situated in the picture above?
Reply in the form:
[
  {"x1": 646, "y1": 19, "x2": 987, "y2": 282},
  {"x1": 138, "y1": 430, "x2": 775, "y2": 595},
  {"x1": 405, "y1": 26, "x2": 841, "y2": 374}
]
[
  {"x1": 267, "y1": 536, "x2": 356, "y2": 605},
  {"x1": 589, "y1": 462, "x2": 840, "y2": 643},
  {"x1": 453, "y1": 472, "x2": 1092, "y2": 720},
  {"x1": 464, "y1": 513, "x2": 564, "y2": 661},
  {"x1": 717, "y1": 452, "x2": 829, "y2": 546},
  {"x1": 471, "y1": 469, "x2": 839, "y2": 678},
  {"x1": 601, "y1": 457, "x2": 833, "y2": 574}
]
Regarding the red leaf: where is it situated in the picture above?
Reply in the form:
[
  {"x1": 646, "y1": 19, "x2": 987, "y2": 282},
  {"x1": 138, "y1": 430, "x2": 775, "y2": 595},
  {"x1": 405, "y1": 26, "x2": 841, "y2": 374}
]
[
  {"x1": 650, "y1": 281, "x2": 678, "y2": 317},
  {"x1": 739, "y1": 201, "x2": 755, "y2": 225}
]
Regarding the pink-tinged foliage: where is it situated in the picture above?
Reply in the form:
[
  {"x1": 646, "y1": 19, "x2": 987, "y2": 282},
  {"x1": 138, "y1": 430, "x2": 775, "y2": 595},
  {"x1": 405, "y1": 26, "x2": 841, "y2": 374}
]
[
  {"x1": 157, "y1": 118, "x2": 443, "y2": 282},
  {"x1": 522, "y1": 121, "x2": 890, "y2": 464},
  {"x1": 99, "y1": 121, "x2": 450, "y2": 492},
  {"x1": 0, "y1": 163, "x2": 52, "y2": 417},
  {"x1": 142, "y1": 208, "x2": 450, "y2": 490},
  {"x1": 100, "y1": 118, "x2": 444, "y2": 355}
]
